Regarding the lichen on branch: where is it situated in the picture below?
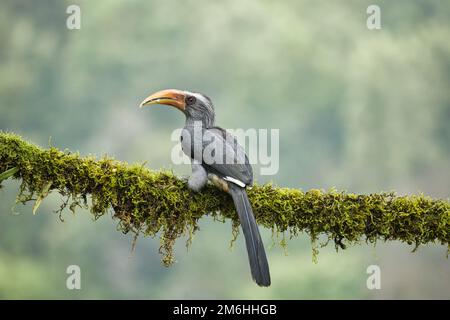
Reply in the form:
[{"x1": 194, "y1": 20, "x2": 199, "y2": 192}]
[{"x1": 1, "y1": 131, "x2": 449, "y2": 265}]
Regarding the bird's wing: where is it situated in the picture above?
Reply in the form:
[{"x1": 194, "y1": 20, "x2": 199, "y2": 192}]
[{"x1": 199, "y1": 127, "x2": 253, "y2": 186}]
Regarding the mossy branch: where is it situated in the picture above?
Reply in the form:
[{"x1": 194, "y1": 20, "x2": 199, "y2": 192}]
[{"x1": 1, "y1": 132, "x2": 449, "y2": 265}]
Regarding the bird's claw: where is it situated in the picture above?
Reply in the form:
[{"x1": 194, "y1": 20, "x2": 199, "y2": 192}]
[{"x1": 208, "y1": 174, "x2": 229, "y2": 193}]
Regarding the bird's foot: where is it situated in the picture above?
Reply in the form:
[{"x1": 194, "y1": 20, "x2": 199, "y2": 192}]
[{"x1": 208, "y1": 174, "x2": 229, "y2": 193}]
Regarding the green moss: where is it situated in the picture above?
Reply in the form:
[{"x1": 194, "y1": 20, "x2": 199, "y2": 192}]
[{"x1": 1, "y1": 131, "x2": 449, "y2": 265}]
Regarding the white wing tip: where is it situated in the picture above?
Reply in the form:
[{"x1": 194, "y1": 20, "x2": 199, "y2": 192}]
[{"x1": 223, "y1": 176, "x2": 246, "y2": 188}]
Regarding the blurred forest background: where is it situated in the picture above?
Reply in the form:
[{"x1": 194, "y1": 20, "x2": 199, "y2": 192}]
[{"x1": 0, "y1": 0, "x2": 449, "y2": 299}]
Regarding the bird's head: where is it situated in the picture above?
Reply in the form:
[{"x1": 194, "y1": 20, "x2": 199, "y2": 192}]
[{"x1": 139, "y1": 89, "x2": 215, "y2": 126}]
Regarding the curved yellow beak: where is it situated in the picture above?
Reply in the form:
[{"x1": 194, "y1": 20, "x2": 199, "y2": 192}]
[{"x1": 139, "y1": 89, "x2": 186, "y2": 111}]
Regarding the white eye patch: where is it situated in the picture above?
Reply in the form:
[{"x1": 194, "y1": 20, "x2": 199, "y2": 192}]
[{"x1": 191, "y1": 92, "x2": 213, "y2": 109}]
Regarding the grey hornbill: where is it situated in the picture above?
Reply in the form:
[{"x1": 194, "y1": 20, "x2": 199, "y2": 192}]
[{"x1": 139, "y1": 89, "x2": 271, "y2": 287}]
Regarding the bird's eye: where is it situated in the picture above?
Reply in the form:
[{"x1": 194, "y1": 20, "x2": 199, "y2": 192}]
[{"x1": 186, "y1": 96, "x2": 196, "y2": 105}]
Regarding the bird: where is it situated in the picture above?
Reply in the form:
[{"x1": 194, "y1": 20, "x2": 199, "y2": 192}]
[{"x1": 139, "y1": 89, "x2": 271, "y2": 287}]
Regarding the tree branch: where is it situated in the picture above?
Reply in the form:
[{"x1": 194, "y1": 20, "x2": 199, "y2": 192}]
[{"x1": 1, "y1": 132, "x2": 449, "y2": 264}]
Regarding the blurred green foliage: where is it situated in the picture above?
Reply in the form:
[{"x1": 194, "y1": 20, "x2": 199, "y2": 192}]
[{"x1": 0, "y1": 0, "x2": 449, "y2": 298}]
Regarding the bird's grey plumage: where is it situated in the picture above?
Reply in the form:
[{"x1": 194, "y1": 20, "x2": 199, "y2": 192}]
[
  {"x1": 228, "y1": 183, "x2": 271, "y2": 286},
  {"x1": 188, "y1": 160, "x2": 208, "y2": 192},
  {"x1": 180, "y1": 91, "x2": 270, "y2": 286},
  {"x1": 182, "y1": 126, "x2": 253, "y2": 186}
]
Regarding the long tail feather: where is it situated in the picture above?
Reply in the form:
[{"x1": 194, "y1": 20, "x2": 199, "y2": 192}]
[{"x1": 229, "y1": 183, "x2": 271, "y2": 286}]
